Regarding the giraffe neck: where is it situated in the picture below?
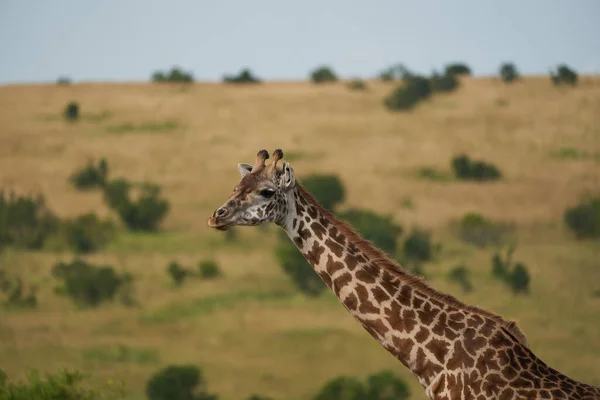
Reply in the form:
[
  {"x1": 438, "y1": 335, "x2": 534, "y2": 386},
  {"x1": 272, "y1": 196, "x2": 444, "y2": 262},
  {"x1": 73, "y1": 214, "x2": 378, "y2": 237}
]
[
  {"x1": 280, "y1": 186, "x2": 600, "y2": 398},
  {"x1": 280, "y1": 185, "x2": 459, "y2": 388}
]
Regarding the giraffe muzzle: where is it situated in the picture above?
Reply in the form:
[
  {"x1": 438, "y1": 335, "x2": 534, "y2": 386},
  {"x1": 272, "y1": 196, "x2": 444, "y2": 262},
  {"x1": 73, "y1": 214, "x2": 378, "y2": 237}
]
[{"x1": 208, "y1": 206, "x2": 231, "y2": 231}]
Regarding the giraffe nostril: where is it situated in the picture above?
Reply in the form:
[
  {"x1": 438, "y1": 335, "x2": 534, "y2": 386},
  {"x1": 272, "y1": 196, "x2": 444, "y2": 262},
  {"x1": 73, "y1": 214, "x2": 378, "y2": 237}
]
[{"x1": 216, "y1": 207, "x2": 228, "y2": 217}]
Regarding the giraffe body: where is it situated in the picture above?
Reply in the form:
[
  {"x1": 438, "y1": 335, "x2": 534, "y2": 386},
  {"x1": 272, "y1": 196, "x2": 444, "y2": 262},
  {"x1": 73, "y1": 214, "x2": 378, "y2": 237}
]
[{"x1": 208, "y1": 149, "x2": 600, "y2": 400}]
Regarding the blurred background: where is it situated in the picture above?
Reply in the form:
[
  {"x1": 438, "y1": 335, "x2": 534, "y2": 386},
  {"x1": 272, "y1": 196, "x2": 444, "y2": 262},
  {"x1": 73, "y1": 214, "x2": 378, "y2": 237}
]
[{"x1": 0, "y1": 1, "x2": 599, "y2": 399}]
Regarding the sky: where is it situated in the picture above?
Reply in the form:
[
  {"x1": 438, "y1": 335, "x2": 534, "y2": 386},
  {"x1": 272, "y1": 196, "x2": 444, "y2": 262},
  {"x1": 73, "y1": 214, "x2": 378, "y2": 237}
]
[{"x1": 0, "y1": 0, "x2": 599, "y2": 84}]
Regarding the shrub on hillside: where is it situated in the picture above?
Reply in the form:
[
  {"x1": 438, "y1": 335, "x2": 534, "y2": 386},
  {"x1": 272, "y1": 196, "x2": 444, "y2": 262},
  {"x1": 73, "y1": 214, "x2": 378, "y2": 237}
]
[
  {"x1": 223, "y1": 68, "x2": 261, "y2": 84},
  {"x1": 301, "y1": 174, "x2": 345, "y2": 211},
  {"x1": 56, "y1": 76, "x2": 72, "y2": 85},
  {"x1": 310, "y1": 66, "x2": 338, "y2": 83},
  {"x1": 499, "y1": 62, "x2": 519, "y2": 83},
  {"x1": 151, "y1": 67, "x2": 194, "y2": 83},
  {"x1": 103, "y1": 181, "x2": 170, "y2": 232},
  {"x1": 451, "y1": 154, "x2": 502, "y2": 182},
  {"x1": 347, "y1": 79, "x2": 367, "y2": 91},
  {"x1": 61, "y1": 213, "x2": 115, "y2": 254},
  {"x1": 378, "y1": 64, "x2": 413, "y2": 82},
  {"x1": 339, "y1": 209, "x2": 402, "y2": 256},
  {"x1": 63, "y1": 102, "x2": 79, "y2": 121},
  {"x1": 197, "y1": 259, "x2": 222, "y2": 279},
  {"x1": 275, "y1": 237, "x2": 326, "y2": 296},
  {"x1": 430, "y1": 71, "x2": 460, "y2": 93},
  {"x1": 490, "y1": 247, "x2": 531, "y2": 294},
  {"x1": 384, "y1": 75, "x2": 432, "y2": 111},
  {"x1": 69, "y1": 158, "x2": 108, "y2": 190},
  {"x1": 550, "y1": 64, "x2": 578, "y2": 86},
  {"x1": 0, "y1": 271, "x2": 38, "y2": 309},
  {"x1": 563, "y1": 196, "x2": 600, "y2": 239},
  {"x1": 0, "y1": 190, "x2": 60, "y2": 251},
  {"x1": 458, "y1": 212, "x2": 513, "y2": 248},
  {"x1": 448, "y1": 264, "x2": 473, "y2": 292},
  {"x1": 402, "y1": 228, "x2": 435, "y2": 262},
  {"x1": 167, "y1": 261, "x2": 191, "y2": 287},
  {"x1": 0, "y1": 369, "x2": 125, "y2": 400},
  {"x1": 444, "y1": 63, "x2": 472, "y2": 76},
  {"x1": 313, "y1": 376, "x2": 366, "y2": 400},
  {"x1": 365, "y1": 370, "x2": 411, "y2": 400},
  {"x1": 52, "y1": 259, "x2": 132, "y2": 307},
  {"x1": 246, "y1": 395, "x2": 273, "y2": 400},
  {"x1": 145, "y1": 365, "x2": 217, "y2": 400}
]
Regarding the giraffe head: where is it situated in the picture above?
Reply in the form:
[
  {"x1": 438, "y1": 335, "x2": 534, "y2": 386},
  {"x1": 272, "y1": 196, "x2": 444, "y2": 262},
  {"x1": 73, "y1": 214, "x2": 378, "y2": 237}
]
[{"x1": 208, "y1": 149, "x2": 296, "y2": 231}]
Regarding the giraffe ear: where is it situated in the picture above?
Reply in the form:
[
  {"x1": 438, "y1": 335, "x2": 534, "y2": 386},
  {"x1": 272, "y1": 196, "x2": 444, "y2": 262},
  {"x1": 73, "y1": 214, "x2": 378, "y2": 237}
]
[
  {"x1": 280, "y1": 162, "x2": 295, "y2": 191},
  {"x1": 238, "y1": 163, "x2": 253, "y2": 177}
]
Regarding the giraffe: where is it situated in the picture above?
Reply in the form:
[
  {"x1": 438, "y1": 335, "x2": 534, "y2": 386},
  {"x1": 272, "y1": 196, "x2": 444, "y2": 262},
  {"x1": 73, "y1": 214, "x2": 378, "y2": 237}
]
[{"x1": 208, "y1": 149, "x2": 600, "y2": 400}]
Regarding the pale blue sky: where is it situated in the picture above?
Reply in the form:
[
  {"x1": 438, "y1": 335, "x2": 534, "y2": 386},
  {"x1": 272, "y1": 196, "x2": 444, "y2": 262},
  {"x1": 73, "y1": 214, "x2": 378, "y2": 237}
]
[{"x1": 1, "y1": 0, "x2": 598, "y2": 84}]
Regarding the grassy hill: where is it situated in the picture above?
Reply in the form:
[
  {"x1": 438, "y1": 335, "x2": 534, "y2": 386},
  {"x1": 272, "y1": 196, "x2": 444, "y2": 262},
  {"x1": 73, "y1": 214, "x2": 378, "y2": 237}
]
[{"x1": 0, "y1": 77, "x2": 599, "y2": 400}]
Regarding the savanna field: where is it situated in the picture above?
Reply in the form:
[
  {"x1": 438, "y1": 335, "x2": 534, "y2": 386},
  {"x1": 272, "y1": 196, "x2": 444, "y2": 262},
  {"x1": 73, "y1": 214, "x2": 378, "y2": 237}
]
[{"x1": 0, "y1": 76, "x2": 599, "y2": 399}]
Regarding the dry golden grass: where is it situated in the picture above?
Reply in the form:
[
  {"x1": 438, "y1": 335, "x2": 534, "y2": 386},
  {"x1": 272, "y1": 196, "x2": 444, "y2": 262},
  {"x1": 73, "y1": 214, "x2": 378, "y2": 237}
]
[{"x1": 0, "y1": 76, "x2": 599, "y2": 400}]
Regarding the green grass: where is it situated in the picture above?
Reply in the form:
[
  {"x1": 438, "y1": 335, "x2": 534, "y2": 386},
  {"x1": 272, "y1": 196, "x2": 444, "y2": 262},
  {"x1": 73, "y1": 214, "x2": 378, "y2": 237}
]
[
  {"x1": 413, "y1": 166, "x2": 454, "y2": 182},
  {"x1": 105, "y1": 120, "x2": 179, "y2": 134},
  {"x1": 82, "y1": 344, "x2": 160, "y2": 365},
  {"x1": 140, "y1": 289, "x2": 296, "y2": 323},
  {"x1": 550, "y1": 147, "x2": 600, "y2": 161}
]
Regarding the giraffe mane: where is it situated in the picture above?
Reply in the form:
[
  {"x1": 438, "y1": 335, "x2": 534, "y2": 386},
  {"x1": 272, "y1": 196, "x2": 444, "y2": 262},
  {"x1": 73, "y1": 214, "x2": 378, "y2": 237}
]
[{"x1": 296, "y1": 184, "x2": 529, "y2": 347}]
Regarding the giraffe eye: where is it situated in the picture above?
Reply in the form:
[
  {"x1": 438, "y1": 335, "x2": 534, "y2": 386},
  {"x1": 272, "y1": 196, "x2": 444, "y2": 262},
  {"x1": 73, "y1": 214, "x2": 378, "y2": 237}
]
[{"x1": 260, "y1": 189, "x2": 276, "y2": 198}]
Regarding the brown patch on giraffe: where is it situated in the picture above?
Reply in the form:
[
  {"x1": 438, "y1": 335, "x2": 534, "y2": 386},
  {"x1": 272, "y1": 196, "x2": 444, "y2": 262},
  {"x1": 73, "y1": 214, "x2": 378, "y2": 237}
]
[
  {"x1": 499, "y1": 388, "x2": 515, "y2": 400},
  {"x1": 332, "y1": 273, "x2": 352, "y2": 297},
  {"x1": 447, "y1": 340, "x2": 475, "y2": 370},
  {"x1": 324, "y1": 238, "x2": 344, "y2": 257},
  {"x1": 328, "y1": 226, "x2": 345, "y2": 245},
  {"x1": 384, "y1": 301, "x2": 417, "y2": 333},
  {"x1": 432, "y1": 313, "x2": 460, "y2": 340},
  {"x1": 356, "y1": 284, "x2": 379, "y2": 314},
  {"x1": 297, "y1": 220, "x2": 311, "y2": 241},
  {"x1": 463, "y1": 327, "x2": 487, "y2": 356},
  {"x1": 343, "y1": 292, "x2": 358, "y2": 311},
  {"x1": 343, "y1": 253, "x2": 359, "y2": 271},
  {"x1": 304, "y1": 242, "x2": 325, "y2": 265},
  {"x1": 391, "y1": 336, "x2": 414, "y2": 368},
  {"x1": 293, "y1": 236, "x2": 304, "y2": 248},
  {"x1": 355, "y1": 267, "x2": 377, "y2": 284},
  {"x1": 425, "y1": 337, "x2": 449, "y2": 364},
  {"x1": 476, "y1": 348, "x2": 499, "y2": 375},
  {"x1": 325, "y1": 255, "x2": 344, "y2": 276},
  {"x1": 311, "y1": 222, "x2": 327, "y2": 240},
  {"x1": 414, "y1": 327, "x2": 429, "y2": 342},
  {"x1": 416, "y1": 301, "x2": 438, "y2": 326},
  {"x1": 412, "y1": 295, "x2": 424, "y2": 309},
  {"x1": 371, "y1": 286, "x2": 390, "y2": 303},
  {"x1": 414, "y1": 347, "x2": 443, "y2": 378},
  {"x1": 295, "y1": 185, "x2": 530, "y2": 347}
]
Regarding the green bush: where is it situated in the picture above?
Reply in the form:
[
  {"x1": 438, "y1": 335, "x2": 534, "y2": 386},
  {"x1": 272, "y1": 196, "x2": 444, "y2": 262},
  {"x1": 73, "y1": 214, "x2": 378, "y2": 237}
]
[
  {"x1": 384, "y1": 75, "x2": 432, "y2": 111},
  {"x1": 313, "y1": 376, "x2": 365, "y2": 400},
  {"x1": 198, "y1": 259, "x2": 222, "y2": 279},
  {"x1": 275, "y1": 237, "x2": 326, "y2": 296},
  {"x1": 69, "y1": 158, "x2": 108, "y2": 190},
  {"x1": 563, "y1": 196, "x2": 600, "y2": 239},
  {"x1": 222, "y1": 68, "x2": 261, "y2": 84},
  {"x1": 61, "y1": 213, "x2": 115, "y2": 254},
  {"x1": 52, "y1": 259, "x2": 132, "y2": 307},
  {"x1": 0, "y1": 190, "x2": 60, "y2": 251},
  {"x1": 499, "y1": 62, "x2": 519, "y2": 83},
  {"x1": 550, "y1": 64, "x2": 578, "y2": 86},
  {"x1": 151, "y1": 67, "x2": 194, "y2": 83},
  {"x1": 451, "y1": 154, "x2": 501, "y2": 182},
  {"x1": 402, "y1": 228, "x2": 434, "y2": 262},
  {"x1": 167, "y1": 261, "x2": 191, "y2": 287},
  {"x1": 339, "y1": 209, "x2": 402, "y2": 255},
  {"x1": 444, "y1": 63, "x2": 472, "y2": 76},
  {"x1": 365, "y1": 370, "x2": 411, "y2": 400},
  {"x1": 0, "y1": 271, "x2": 38, "y2": 309},
  {"x1": 0, "y1": 369, "x2": 125, "y2": 400},
  {"x1": 301, "y1": 174, "x2": 345, "y2": 211},
  {"x1": 490, "y1": 247, "x2": 531, "y2": 294},
  {"x1": 448, "y1": 265, "x2": 473, "y2": 292},
  {"x1": 347, "y1": 79, "x2": 367, "y2": 91},
  {"x1": 103, "y1": 178, "x2": 131, "y2": 209},
  {"x1": 509, "y1": 263, "x2": 530, "y2": 294},
  {"x1": 378, "y1": 64, "x2": 413, "y2": 82},
  {"x1": 103, "y1": 181, "x2": 170, "y2": 232},
  {"x1": 145, "y1": 365, "x2": 217, "y2": 400},
  {"x1": 246, "y1": 395, "x2": 273, "y2": 400},
  {"x1": 458, "y1": 212, "x2": 513, "y2": 248},
  {"x1": 310, "y1": 66, "x2": 338, "y2": 83},
  {"x1": 430, "y1": 71, "x2": 459, "y2": 93},
  {"x1": 56, "y1": 76, "x2": 72, "y2": 85},
  {"x1": 63, "y1": 102, "x2": 79, "y2": 121}
]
